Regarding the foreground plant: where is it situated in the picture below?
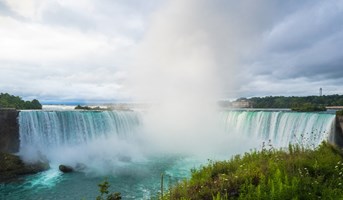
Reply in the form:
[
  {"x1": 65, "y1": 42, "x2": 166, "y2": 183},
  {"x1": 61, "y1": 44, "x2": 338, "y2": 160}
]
[
  {"x1": 96, "y1": 179, "x2": 121, "y2": 200},
  {"x1": 163, "y1": 142, "x2": 343, "y2": 199}
]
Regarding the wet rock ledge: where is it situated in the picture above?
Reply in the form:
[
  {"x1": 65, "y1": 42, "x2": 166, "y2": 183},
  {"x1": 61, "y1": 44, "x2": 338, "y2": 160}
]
[{"x1": 0, "y1": 152, "x2": 49, "y2": 183}]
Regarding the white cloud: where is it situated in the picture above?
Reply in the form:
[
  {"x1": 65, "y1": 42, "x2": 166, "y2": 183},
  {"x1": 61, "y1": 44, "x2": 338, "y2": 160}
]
[
  {"x1": 0, "y1": 0, "x2": 149, "y2": 102},
  {"x1": 0, "y1": 16, "x2": 134, "y2": 62},
  {"x1": 4, "y1": 0, "x2": 44, "y2": 19}
]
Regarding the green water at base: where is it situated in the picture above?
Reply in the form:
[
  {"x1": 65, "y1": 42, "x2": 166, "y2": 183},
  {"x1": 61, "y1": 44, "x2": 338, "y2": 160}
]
[{"x1": 0, "y1": 156, "x2": 204, "y2": 200}]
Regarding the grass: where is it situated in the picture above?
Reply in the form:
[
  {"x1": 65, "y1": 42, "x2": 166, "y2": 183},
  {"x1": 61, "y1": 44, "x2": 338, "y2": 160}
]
[{"x1": 162, "y1": 142, "x2": 343, "y2": 199}]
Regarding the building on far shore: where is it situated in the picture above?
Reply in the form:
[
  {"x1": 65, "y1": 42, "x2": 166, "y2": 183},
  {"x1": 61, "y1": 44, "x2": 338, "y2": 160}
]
[{"x1": 231, "y1": 99, "x2": 253, "y2": 108}]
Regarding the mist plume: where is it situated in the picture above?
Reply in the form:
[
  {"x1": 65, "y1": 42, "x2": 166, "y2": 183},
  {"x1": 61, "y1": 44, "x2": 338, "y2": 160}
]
[{"x1": 129, "y1": 0, "x2": 266, "y2": 155}]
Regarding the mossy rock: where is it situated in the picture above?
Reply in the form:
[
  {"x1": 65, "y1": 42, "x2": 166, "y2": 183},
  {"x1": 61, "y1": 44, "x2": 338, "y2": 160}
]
[{"x1": 0, "y1": 152, "x2": 49, "y2": 182}]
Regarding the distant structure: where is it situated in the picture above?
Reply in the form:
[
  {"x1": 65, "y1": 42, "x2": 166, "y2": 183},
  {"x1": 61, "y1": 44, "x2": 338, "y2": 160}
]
[
  {"x1": 231, "y1": 99, "x2": 252, "y2": 108},
  {"x1": 319, "y1": 88, "x2": 322, "y2": 96}
]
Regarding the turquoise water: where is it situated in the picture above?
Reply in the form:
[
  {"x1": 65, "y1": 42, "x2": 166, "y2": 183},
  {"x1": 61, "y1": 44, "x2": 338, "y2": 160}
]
[
  {"x1": 1, "y1": 155, "x2": 198, "y2": 200},
  {"x1": 0, "y1": 110, "x2": 336, "y2": 199}
]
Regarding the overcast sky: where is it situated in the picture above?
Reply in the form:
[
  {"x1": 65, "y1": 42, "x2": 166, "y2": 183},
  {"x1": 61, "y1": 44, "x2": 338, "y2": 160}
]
[{"x1": 0, "y1": 0, "x2": 342, "y2": 104}]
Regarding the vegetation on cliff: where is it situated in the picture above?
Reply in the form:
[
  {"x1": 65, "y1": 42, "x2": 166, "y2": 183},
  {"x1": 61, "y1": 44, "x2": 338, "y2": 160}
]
[
  {"x1": 291, "y1": 103, "x2": 327, "y2": 112},
  {"x1": 337, "y1": 110, "x2": 343, "y2": 116},
  {"x1": 162, "y1": 142, "x2": 343, "y2": 199},
  {"x1": 0, "y1": 93, "x2": 42, "y2": 109}
]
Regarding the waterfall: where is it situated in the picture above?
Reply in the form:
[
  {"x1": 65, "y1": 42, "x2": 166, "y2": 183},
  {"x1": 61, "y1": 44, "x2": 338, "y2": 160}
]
[
  {"x1": 18, "y1": 110, "x2": 336, "y2": 154},
  {"x1": 221, "y1": 110, "x2": 335, "y2": 147},
  {"x1": 17, "y1": 109, "x2": 336, "y2": 169},
  {"x1": 19, "y1": 110, "x2": 141, "y2": 148},
  {"x1": 18, "y1": 110, "x2": 142, "y2": 169}
]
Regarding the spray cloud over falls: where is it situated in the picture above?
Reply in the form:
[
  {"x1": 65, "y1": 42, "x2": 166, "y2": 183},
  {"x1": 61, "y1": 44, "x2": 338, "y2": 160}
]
[{"x1": 129, "y1": 0, "x2": 269, "y2": 154}]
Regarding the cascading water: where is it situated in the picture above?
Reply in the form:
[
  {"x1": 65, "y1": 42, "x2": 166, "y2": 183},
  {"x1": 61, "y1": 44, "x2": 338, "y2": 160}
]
[
  {"x1": 18, "y1": 110, "x2": 144, "y2": 174},
  {"x1": 221, "y1": 110, "x2": 336, "y2": 148},
  {"x1": 19, "y1": 110, "x2": 140, "y2": 148}
]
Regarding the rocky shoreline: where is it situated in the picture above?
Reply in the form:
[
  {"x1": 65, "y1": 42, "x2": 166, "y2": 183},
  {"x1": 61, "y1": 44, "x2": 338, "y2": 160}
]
[{"x1": 0, "y1": 152, "x2": 49, "y2": 183}]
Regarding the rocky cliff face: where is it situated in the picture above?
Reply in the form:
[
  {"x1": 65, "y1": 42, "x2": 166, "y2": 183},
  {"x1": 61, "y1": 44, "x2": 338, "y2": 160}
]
[
  {"x1": 0, "y1": 110, "x2": 49, "y2": 183},
  {"x1": 335, "y1": 116, "x2": 343, "y2": 148},
  {"x1": 0, "y1": 109, "x2": 19, "y2": 153}
]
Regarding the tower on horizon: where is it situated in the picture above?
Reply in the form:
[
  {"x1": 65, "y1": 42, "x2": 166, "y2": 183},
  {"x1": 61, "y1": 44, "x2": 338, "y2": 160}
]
[{"x1": 319, "y1": 88, "x2": 322, "y2": 96}]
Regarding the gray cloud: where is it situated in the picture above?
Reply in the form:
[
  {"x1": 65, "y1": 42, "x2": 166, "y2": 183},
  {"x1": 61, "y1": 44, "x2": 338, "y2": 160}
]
[
  {"x1": 0, "y1": 0, "x2": 342, "y2": 103},
  {"x1": 231, "y1": 0, "x2": 343, "y2": 97}
]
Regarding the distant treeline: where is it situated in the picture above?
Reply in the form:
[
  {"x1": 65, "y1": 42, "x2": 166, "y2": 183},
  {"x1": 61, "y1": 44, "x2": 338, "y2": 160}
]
[
  {"x1": 74, "y1": 105, "x2": 108, "y2": 110},
  {"x1": 74, "y1": 105, "x2": 93, "y2": 110},
  {"x1": 0, "y1": 93, "x2": 42, "y2": 109},
  {"x1": 248, "y1": 95, "x2": 343, "y2": 108}
]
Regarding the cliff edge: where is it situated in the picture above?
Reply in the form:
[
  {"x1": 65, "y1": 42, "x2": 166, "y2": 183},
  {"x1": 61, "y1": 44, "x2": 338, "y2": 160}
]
[
  {"x1": 0, "y1": 109, "x2": 19, "y2": 153},
  {"x1": 334, "y1": 115, "x2": 343, "y2": 148}
]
